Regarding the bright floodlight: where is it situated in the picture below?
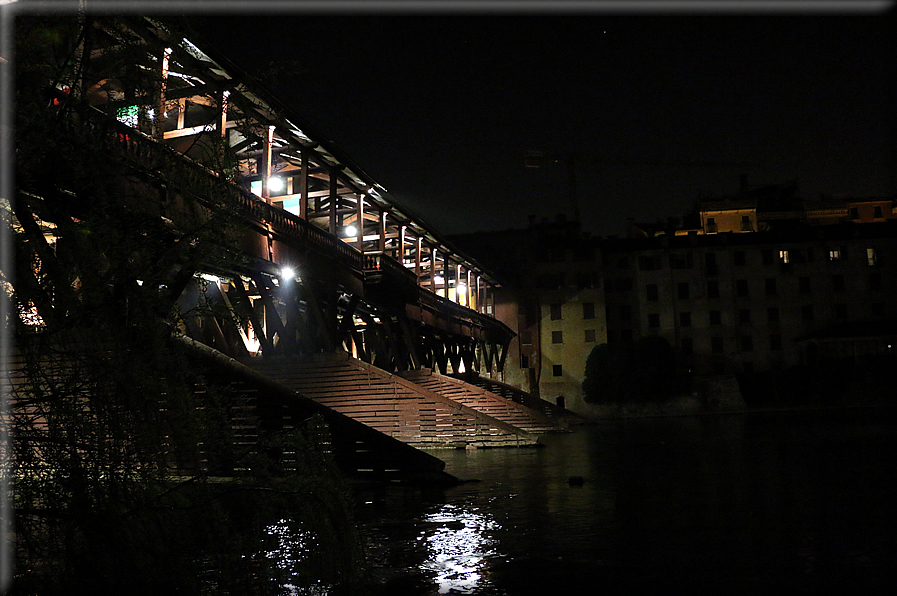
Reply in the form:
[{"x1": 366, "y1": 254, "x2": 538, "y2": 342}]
[
  {"x1": 344, "y1": 225, "x2": 358, "y2": 237},
  {"x1": 281, "y1": 266, "x2": 295, "y2": 280},
  {"x1": 268, "y1": 177, "x2": 284, "y2": 192},
  {"x1": 434, "y1": 275, "x2": 445, "y2": 285},
  {"x1": 457, "y1": 283, "x2": 467, "y2": 294}
]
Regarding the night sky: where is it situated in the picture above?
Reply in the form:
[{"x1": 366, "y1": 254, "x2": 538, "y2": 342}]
[{"x1": 190, "y1": 8, "x2": 896, "y2": 237}]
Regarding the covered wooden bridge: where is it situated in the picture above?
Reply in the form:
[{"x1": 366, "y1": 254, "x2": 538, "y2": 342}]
[{"x1": 10, "y1": 16, "x2": 570, "y2": 483}]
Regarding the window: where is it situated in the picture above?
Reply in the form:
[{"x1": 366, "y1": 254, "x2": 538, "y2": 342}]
[
  {"x1": 638, "y1": 255, "x2": 661, "y2": 271},
  {"x1": 762, "y1": 249, "x2": 774, "y2": 265},
  {"x1": 767, "y1": 307, "x2": 780, "y2": 323},
  {"x1": 738, "y1": 309, "x2": 751, "y2": 325},
  {"x1": 648, "y1": 313, "x2": 660, "y2": 328},
  {"x1": 551, "y1": 330, "x2": 564, "y2": 344},
  {"x1": 520, "y1": 331, "x2": 533, "y2": 345},
  {"x1": 705, "y1": 252, "x2": 718, "y2": 275},
  {"x1": 741, "y1": 216, "x2": 753, "y2": 232},
  {"x1": 646, "y1": 284, "x2": 659, "y2": 301},
  {"x1": 799, "y1": 277, "x2": 811, "y2": 294},
  {"x1": 765, "y1": 278, "x2": 777, "y2": 296},
  {"x1": 828, "y1": 249, "x2": 841, "y2": 261},
  {"x1": 681, "y1": 337, "x2": 694, "y2": 355},
  {"x1": 874, "y1": 205, "x2": 883, "y2": 219},
  {"x1": 679, "y1": 312, "x2": 692, "y2": 327},
  {"x1": 736, "y1": 279, "x2": 749, "y2": 297},
  {"x1": 733, "y1": 251, "x2": 746, "y2": 266},
  {"x1": 576, "y1": 272, "x2": 599, "y2": 289},
  {"x1": 770, "y1": 334, "x2": 782, "y2": 351},
  {"x1": 520, "y1": 354, "x2": 529, "y2": 368},
  {"x1": 850, "y1": 207, "x2": 859, "y2": 220},
  {"x1": 707, "y1": 280, "x2": 719, "y2": 299},
  {"x1": 867, "y1": 247, "x2": 877, "y2": 266},
  {"x1": 779, "y1": 250, "x2": 790, "y2": 264},
  {"x1": 670, "y1": 253, "x2": 693, "y2": 269},
  {"x1": 801, "y1": 305, "x2": 814, "y2": 322},
  {"x1": 550, "y1": 303, "x2": 562, "y2": 320},
  {"x1": 677, "y1": 282, "x2": 690, "y2": 300},
  {"x1": 552, "y1": 364, "x2": 563, "y2": 377},
  {"x1": 709, "y1": 310, "x2": 722, "y2": 325},
  {"x1": 739, "y1": 335, "x2": 754, "y2": 352},
  {"x1": 711, "y1": 336, "x2": 724, "y2": 354},
  {"x1": 831, "y1": 275, "x2": 845, "y2": 292},
  {"x1": 706, "y1": 217, "x2": 717, "y2": 233},
  {"x1": 584, "y1": 329, "x2": 597, "y2": 343},
  {"x1": 833, "y1": 304, "x2": 848, "y2": 319},
  {"x1": 869, "y1": 272, "x2": 882, "y2": 291},
  {"x1": 582, "y1": 302, "x2": 595, "y2": 320},
  {"x1": 615, "y1": 278, "x2": 633, "y2": 292},
  {"x1": 619, "y1": 305, "x2": 632, "y2": 321}
]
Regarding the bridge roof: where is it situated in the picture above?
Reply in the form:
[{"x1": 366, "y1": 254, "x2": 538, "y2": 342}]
[{"x1": 136, "y1": 16, "x2": 505, "y2": 287}]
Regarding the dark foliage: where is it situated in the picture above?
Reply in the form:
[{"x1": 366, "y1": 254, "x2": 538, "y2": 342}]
[{"x1": 582, "y1": 337, "x2": 678, "y2": 403}]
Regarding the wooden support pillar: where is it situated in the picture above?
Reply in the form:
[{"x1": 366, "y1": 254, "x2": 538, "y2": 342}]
[
  {"x1": 176, "y1": 98, "x2": 186, "y2": 130},
  {"x1": 356, "y1": 195, "x2": 364, "y2": 250},
  {"x1": 430, "y1": 247, "x2": 437, "y2": 293},
  {"x1": 442, "y1": 256, "x2": 450, "y2": 299},
  {"x1": 415, "y1": 236, "x2": 422, "y2": 281},
  {"x1": 217, "y1": 90, "x2": 229, "y2": 138},
  {"x1": 329, "y1": 167, "x2": 339, "y2": 236},
  {"x1": 157, "y1": 47, "x2": 172, "y2": 140},
  {"x1": 466, "y1": 269, "x2": 472, "y2": 309},
  {"x1": 262, "y1": 125, "x2": 275, "y2": 203},
  {"x1": 379, "y1": 211, "x2": 387, "y2": 252},
  {"x1": 298, "y1": 147, "x2": 309, "y2": 219},
  {"x1": 476, "y1": 275, "x2": 482, "y2": 313},
  {"x1": 399, "y1": 225, "x2": 407, "y2": 264},
  {"x1": 455, "y1": 261, "x2": 462, "y2": 304}
]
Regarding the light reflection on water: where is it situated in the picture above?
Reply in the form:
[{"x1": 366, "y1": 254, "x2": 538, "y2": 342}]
[
  {"x1": 358, "y1": 409, "x2": 896, "y2": 594},
  {"x1": 419, "y1": 504, "x2": 500, "y2": 594},
  {"x1": 260, "y1": 519, "x2": 331, "y2": 596}
]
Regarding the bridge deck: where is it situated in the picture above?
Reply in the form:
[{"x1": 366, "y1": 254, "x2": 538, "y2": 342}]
[
  {"x1": 400, "y1": 369, "x2": 567, "y2": 434},
  {"x1": 242, "y1": 353, "x2": 540, "y2": 449}
]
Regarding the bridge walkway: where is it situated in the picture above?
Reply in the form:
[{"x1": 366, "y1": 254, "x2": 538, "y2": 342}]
[
  {"x1": 400, "y1": 369, "x2": 567, "y2": 434},
  {"x1": 241, "y1": 353, "x2": 540, "y2": 449},
  {"x1": 451, "y1": 373, "x2": 587, "y2": 426}
]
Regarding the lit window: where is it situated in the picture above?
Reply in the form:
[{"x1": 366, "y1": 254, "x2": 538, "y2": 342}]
[
  {"x1": 828, "y1": 249, "x2": 841, "y2": 261},
  {"x1": 778, "y1": 250, "x2": 790, "y2": 264},
  {"x1": 867, "y1": 247, "x2": 877, "y2": 266}
]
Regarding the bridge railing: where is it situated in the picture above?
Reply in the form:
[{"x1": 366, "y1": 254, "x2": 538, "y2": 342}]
[
  {"x1": 67, "y1": 107, "x2": 366, "y2": 273},
  {"x1": 58, "y1": 102, "x2": 511, "y2": 338}
]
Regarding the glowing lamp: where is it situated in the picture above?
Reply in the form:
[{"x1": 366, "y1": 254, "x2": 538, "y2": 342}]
[
  {"x1": 280, "y1": 266, "x2": 295, "y2": 280},
  {"x1": 344, "y1": 225, "x2": 358, "y2": 237},
  {"x1": 268, "y1": 177, "x2": 284, "y2": 193}
]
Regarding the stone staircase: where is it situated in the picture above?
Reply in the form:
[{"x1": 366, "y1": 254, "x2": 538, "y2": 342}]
[
  {"x1": 241, "y1": 353, "x2": 541, "y2": 449},
  {"x1": 401, "y1": 368, "x2": 568, "y2": 434}
]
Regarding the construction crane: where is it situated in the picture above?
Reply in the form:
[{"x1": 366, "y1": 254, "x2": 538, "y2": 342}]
[{"x1": 525, "y1": 150, "x2": 751, "y2": 223}]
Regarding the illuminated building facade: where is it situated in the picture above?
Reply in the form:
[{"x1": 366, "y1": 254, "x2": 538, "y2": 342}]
[{"x1": 454, "y1": 192, "x2": 897, "y2": 415}]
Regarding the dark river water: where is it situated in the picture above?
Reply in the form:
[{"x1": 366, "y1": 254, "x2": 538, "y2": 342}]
[{"x1": 353, "y1": 409, "x2": 895, "y2": 595}]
